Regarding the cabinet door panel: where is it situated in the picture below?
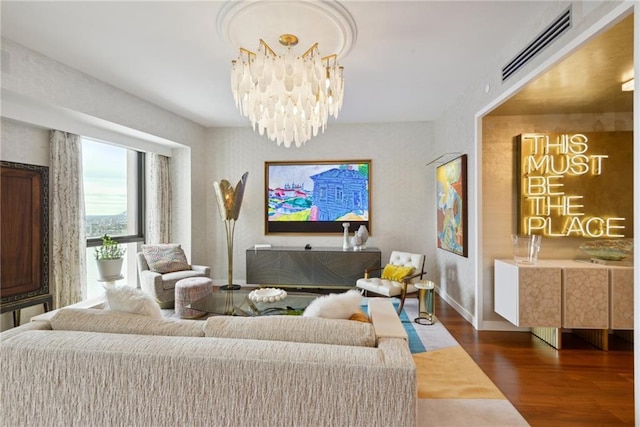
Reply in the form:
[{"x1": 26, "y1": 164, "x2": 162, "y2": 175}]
[
  {"x1": 1, "y1": 162, "x2": 49, "y2": 305},
  {"x1": 518, "y1": 268, "x2": 562, "y2": 327},
  {"x1": 610, "y1": 269, "x2": 633, "y2": 330},
  {"x1": 562, "y1": 268, "x2": 609, "y2": 329}
]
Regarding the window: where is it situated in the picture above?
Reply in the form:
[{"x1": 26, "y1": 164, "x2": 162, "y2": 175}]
[{"x1": 82, "y1": 138, "x2": 144, "y2": 299}]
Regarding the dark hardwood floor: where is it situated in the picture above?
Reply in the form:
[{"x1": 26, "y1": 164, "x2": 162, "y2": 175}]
[{"x1": 434, "y1": 292, "x2": 635, "y2": 426}]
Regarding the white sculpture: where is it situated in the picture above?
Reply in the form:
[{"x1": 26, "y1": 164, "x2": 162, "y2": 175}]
[
  {"x1": 342, "y1": 222, "x2": 350, "y2": 250},
  {"x1": 357, "y1": 225, "x2": 369, "y2": 249}
]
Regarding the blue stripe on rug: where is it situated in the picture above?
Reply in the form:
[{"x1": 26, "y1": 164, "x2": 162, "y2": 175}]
[
  {"x1": 362, "y1": 302, "x2": 427, "y2": 354},
  {"x1": 396, "y1": 303, "x2": 427, "y2": 354}
]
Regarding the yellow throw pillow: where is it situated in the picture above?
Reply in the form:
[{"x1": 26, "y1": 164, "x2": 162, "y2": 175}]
[{"x1": 381, "y1": 264, "x2": 414, "y2": 281}]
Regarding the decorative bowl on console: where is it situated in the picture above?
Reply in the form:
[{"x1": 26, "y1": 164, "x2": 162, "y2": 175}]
[{"x1": 579, "y1": 239, "x2": 633, "y2": 261}]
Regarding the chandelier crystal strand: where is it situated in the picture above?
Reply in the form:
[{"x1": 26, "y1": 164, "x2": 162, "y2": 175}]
[{"x1": 230, "y1": 35, "x2": 344, "y2": 147}]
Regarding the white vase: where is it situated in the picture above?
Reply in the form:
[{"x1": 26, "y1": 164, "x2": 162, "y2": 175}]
[
  {"x1": 342, "y1": 222, "x2": 350, "y2": 250},
  {"x1": 96, "y1": 258, "x2": 124, "y2": 281}
]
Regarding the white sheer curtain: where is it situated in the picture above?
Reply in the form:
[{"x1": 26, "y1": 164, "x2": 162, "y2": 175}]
[
  {"x1": 146, "y1": 153, "x2": 171, "y2": 243},
  {"x1": 50, "y1": 130, "x2": 86, "y2": 308}
]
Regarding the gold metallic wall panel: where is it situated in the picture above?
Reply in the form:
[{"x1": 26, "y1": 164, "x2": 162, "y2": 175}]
[
  {"x1": 614, "y1": 330, "x2": 633, "y2": 343},
  {"x1": 532, "y1": 327, "x2": 562, "y2": 349},
  {"x1": 573, "y1": 329, "x2": 609, "y2": 351}
]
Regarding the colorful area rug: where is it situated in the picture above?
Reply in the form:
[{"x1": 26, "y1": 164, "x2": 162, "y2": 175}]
[{"x1": 399, "y1": 298, "x2": 530, "y2": 427}]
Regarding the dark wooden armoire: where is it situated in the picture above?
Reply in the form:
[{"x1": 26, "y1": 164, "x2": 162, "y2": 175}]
[{"x1": 1, "y1": 160, "x2": 51, "y2": 325}]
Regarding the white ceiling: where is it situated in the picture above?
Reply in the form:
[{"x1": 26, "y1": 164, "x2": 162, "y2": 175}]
[{"x1": 1, "y1": 1, "x2": 553, "y2": 128}]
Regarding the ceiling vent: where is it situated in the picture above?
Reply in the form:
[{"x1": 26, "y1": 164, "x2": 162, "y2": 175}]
[{"x1": 502, "y1": 6, "x2": 572, "y2": 82}]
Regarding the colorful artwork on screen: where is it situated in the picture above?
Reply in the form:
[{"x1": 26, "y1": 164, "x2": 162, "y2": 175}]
[{"x1": 265, "y1": 160, "x2": 371, "y2": 234}]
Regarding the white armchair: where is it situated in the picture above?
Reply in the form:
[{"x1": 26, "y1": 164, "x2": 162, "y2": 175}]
[
  {"x1": 356, "y1": 251, "x2": 425, "y2": 314},
  {"x1": 137, "y1": 252, "x2": 210, "y2": 309}
]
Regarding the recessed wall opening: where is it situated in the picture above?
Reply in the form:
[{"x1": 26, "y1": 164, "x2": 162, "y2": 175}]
[{"x1": 481, "y1": 12, "x2": 634, "y2": 326}]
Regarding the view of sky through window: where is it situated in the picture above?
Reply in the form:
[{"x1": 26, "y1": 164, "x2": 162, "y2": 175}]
[
  {"x1": 82, "y1": 138, "x2": 129, "y2": 238},
  {"x1": 82, "y1": 139, "x2": 127, "y2": 216}
]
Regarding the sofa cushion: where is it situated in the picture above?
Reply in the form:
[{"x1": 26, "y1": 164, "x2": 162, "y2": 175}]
[
  {"x1": 105, "y1": 285, "x2": 163, "y2": 318},
  {"x1": 203, "y1": 315, "x2": 376, "y2": 347},
  {"x1": 50, "y1": 308, "x2": 204, "y2": 337},
  {"x1": 142, "y1": 243, "x2": 191, "y2": 273}
]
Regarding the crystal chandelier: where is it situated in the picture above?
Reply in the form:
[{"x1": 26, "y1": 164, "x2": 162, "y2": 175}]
[{"x1": 230, "y1": 34, "x2": 344, "y2": 148}]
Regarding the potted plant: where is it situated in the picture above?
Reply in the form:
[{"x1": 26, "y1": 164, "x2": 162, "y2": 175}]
[{"x1": 94, "y1": 234, "x2": 126, "y2": 281}]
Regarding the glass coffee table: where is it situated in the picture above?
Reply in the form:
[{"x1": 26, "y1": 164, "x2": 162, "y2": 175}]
[{"x1": 187, "y1": 288, "x2": 320, "y2": 317}]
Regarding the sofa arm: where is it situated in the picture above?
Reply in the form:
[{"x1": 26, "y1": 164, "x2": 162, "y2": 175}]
[
  {"x1": 368, "y1": 297, "x2": 408, "y2": 342},
  {"x1": 191, "y1": 265, "x2": 210, "y2": 276},
  {"x1": 0, "y1": 320, "x2": 52, "y2": 342}
]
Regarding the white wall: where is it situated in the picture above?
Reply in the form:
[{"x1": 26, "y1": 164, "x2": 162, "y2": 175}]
[
  {"x1": 204, "y1": 122, "x2": 435, "y2": 284},
  {"x1": 0, "y1": 118, "x2": 49, "y2": 165},
  {"x1": 1, "y1": 38, "x2": 202, "y2": 146}
]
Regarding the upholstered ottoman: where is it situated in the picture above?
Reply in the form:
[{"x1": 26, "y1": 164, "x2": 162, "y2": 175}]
[{"x1": 175, "y1": 277, "x2": 213, "y2": 318}]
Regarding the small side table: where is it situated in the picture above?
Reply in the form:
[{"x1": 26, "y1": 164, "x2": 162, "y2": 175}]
[{"x1": 414, "y1": 280, "x2": 435, "y2": 325}]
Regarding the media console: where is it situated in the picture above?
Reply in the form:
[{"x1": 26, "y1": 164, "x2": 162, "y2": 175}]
[{"x1": 246, "y1": 246, "x2": 381, "y2": 289}]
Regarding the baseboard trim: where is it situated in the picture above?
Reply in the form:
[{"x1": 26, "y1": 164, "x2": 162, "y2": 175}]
[{"x1": 436, "y1": 288, "x2": 475, "y2": 325}]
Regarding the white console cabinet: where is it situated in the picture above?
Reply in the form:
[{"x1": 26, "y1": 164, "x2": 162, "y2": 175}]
[{"x1": 494, "y1": 259, "x2": 633, "y2": 350}]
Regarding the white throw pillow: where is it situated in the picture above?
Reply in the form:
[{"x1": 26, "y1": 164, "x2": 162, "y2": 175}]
[
  {"x1": 105, "y1": 285, "x2": 163, "y2": 319},
  {"x1": 302, "y1": 289, "x2": 363, "y2": 319}
]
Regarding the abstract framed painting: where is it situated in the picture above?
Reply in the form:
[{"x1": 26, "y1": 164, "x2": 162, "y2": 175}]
[{"x1": 436, "y1": 154, "x2": 468, "y2": 257}]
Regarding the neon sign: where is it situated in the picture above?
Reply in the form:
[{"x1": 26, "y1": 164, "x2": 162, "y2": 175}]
[{"x1": 517, "y1": 132, "x2": 633, "y2": 238}]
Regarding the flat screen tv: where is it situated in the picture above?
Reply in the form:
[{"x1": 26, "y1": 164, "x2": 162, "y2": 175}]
[{"x1": 265, "y1": 160, "x2": 371, "y2": 234}]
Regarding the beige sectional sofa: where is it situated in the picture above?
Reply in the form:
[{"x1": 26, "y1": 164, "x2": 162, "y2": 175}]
[{"x1": 1, "y1": 298, "x2": 416, "y2": 427}]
